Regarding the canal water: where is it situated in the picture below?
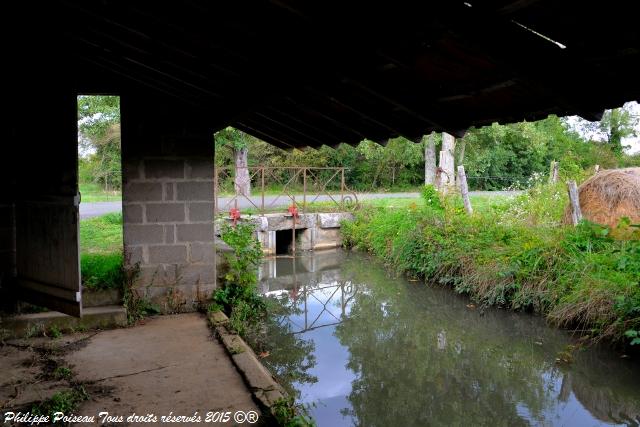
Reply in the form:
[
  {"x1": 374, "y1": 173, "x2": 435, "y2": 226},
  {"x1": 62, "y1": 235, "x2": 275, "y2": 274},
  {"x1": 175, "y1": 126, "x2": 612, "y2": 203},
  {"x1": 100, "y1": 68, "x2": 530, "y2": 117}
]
[{"x1": 254, "y1": 249, "x2": 640, "y2": 427}]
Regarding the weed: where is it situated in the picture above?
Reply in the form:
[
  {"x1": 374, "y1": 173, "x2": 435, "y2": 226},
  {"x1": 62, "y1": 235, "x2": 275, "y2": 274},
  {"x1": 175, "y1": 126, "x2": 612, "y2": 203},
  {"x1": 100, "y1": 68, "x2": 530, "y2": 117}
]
[
  {"x1": 53, "y1": 366, "x2": 72, "y2": 380},
  {"x1": 48, "y1": 325, "x2": 62, "y2": 339},
  {"x1": 122, "y1": 262, "x2": 160, "y2": 324},
  {"x1": 31, "y1": 386, "x2": 89, "y2": 418},
  {"x1": 24, "y1": 324, "x2": 43, "y2": 339},
  {"x1": 229, "y1": 345, "x2": 245, "y2": 355},
  {"x1": 272, "y1": 397, "x2": 315, "y2": 427}
]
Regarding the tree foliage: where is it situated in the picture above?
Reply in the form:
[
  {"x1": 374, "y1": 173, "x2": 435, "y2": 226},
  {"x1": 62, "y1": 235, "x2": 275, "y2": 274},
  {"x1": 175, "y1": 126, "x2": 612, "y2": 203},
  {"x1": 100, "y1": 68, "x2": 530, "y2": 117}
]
[
  {"x1": 215, "y1": 115, "x2": 637, "y2": 192},
  {"x1": 77, "y1": 96, "x2": 122, "y2": 190},
  {"x1": 598, "y1": 106, "x2": 639, "y2": 153}
]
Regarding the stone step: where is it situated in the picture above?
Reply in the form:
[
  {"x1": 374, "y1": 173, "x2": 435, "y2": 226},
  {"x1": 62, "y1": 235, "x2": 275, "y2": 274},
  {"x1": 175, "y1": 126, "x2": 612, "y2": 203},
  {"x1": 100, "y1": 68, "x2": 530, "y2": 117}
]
[
  {"x1": 1, "y1": 305, "x2": 127, "y2": 339},
  {"x1": 82, "y1": 288, "x2": 122, "y2": 307}
]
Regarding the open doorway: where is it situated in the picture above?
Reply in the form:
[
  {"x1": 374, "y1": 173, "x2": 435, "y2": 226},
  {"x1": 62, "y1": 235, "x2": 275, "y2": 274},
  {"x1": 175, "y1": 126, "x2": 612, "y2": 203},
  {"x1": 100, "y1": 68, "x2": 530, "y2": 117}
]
[{"x1": 77, "y1": 95, "x2": 124, "y2": 295}]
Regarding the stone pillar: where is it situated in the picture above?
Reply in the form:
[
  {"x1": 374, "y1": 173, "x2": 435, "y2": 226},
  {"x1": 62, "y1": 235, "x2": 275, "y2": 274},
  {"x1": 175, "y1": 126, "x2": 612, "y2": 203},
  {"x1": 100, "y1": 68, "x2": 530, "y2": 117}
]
[
  {"x1": 438, "y1": 132, "x2": 456, "y2": 192},
  {"x1": 121, "y1": 99, "x2": 215, "y2": 311}
]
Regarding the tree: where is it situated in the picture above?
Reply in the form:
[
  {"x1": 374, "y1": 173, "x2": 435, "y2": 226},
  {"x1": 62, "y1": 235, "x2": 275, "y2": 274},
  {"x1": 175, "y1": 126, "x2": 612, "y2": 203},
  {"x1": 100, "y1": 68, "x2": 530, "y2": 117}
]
[
  {"x1": 77, "y1": 96, "x2": 122, "y2": 190},
  {"x1": 598, "y1": 105, "x2": 638, "y2": 154},
  {"x1": 214, "y1": 127, "x2": 253, "y2": 196}
]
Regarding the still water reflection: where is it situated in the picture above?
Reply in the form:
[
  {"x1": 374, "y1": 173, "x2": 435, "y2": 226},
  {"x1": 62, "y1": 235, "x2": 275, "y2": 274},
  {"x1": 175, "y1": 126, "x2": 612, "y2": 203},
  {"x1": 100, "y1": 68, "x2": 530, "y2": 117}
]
[{"x1": 254, "y1": 250, "x2": 640, "y2": 427}]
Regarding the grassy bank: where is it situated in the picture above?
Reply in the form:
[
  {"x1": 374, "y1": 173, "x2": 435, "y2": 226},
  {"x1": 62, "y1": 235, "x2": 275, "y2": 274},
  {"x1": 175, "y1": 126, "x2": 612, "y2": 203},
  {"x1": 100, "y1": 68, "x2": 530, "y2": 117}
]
[
  {"x1": 79, "y1": 182, "x2": 121, "y2": 202},
  {"x1": 341, "y1": 185, "x2": 640, "y2": 348},
  {"x1": 239, "y1": 193, "x2": 511, "y2": 215},
  {"x1": 80, "y1": 212, "x2": 123, "y2": 290}
]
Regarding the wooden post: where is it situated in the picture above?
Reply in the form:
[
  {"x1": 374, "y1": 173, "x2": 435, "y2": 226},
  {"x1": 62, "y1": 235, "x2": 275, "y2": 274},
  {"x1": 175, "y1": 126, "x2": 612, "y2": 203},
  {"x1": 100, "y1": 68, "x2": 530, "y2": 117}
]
[
  {"x1": 457, "y1": 165, "x2": 473, "y2": 215},
  {"x1": 549, "y1": 161, "x2": 559, "y2": 184},
  {"x1": 567, "y1": 180, "x2": 582, "y2": 226},
  {"x1": 594, "y1": 164, "x2": 600, "y2": 174}
]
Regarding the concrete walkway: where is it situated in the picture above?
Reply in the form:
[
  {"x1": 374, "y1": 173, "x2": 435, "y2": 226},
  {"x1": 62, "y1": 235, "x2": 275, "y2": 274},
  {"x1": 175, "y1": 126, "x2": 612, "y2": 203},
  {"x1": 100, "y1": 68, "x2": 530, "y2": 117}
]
[
  {"x1": 1, "y1": 314, "x2": 261, "y2": 426},
  {"x1": 65, "y1": 313, "x2": 259, "y2": 425}
]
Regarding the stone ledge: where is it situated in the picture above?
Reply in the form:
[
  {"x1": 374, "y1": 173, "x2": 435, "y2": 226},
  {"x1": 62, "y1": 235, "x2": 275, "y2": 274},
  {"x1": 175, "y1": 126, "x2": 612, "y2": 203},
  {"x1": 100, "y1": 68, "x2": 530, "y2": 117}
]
[
  {"x1": 82, "y1": 288, "x2": 122, "y2": 307},
  {"x1": 1, "y1": 305, "x2": 127, "y2": 339},
  {"x1": 207, "y1": 311, "x2": 287, "y2": 415}
]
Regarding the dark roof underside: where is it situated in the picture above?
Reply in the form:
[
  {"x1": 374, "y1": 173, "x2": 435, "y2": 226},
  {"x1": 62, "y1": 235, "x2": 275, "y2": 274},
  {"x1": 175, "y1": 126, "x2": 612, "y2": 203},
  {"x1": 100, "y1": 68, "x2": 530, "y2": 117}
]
[{"x1": 9, "y1": 1, "x2": 640, "y2": 148}]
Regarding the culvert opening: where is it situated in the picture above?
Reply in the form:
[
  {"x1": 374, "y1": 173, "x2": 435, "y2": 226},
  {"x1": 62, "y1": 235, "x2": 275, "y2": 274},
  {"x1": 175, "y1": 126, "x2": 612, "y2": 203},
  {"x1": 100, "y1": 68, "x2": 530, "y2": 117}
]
[{"x1": 275, "y1": 228, "x2": 306, "y2": 254}]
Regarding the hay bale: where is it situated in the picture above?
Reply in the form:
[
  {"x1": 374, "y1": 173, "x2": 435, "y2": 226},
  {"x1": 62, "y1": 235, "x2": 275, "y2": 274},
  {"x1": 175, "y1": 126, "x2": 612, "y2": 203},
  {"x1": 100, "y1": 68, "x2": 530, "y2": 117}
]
[{"x1": 563, "y1": 168, "x2": 640, "y2": 228}]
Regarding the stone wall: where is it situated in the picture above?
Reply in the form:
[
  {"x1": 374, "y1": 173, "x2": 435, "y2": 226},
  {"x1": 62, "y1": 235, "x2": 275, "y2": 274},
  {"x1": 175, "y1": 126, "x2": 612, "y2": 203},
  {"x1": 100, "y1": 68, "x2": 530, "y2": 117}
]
[{"x1": 216, "y1": 212, "x2": 353, "y2": 255}]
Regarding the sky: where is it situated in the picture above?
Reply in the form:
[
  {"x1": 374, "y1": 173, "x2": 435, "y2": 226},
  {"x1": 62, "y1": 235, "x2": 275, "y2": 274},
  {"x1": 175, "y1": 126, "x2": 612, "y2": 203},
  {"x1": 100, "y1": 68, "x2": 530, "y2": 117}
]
[{"x1": 564, "y1": 100, "x2": 640, "y2": 154}]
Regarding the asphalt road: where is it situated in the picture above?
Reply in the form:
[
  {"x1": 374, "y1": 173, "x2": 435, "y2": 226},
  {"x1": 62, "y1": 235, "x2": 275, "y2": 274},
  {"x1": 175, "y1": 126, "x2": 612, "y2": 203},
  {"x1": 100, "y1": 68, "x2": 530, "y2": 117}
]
[{"x1": 79, "y1": 191, "x2": 520, "y2": 219}]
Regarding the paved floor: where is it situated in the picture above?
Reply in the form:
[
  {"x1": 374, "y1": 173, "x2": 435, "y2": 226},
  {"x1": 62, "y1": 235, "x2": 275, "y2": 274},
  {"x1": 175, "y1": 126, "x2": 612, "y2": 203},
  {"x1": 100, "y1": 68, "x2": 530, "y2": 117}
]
[
  {"x1": 1, "y1": 314, "x2": 260, "y2": 426},
  {"x1": 79, "y1": 190, "x2": 520, "y2": 218},
  {"x1": 68, "y1": 313, "x2": 259, "y2": 425}
]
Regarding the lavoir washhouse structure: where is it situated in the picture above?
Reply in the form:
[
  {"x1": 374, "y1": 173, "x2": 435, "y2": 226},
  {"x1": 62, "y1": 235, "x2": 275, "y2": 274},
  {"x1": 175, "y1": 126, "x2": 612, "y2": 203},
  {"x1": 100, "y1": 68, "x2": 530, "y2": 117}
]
[{"x1": 2, "y1": 1, "x2": 638, "y2": 316}]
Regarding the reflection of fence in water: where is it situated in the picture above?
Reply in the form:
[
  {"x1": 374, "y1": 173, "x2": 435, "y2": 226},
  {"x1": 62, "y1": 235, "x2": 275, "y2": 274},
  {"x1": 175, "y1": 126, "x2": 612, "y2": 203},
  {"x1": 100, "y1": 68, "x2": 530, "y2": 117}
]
[
  {"x1": 214, "y1": 166, "x2": 358, "y2": 215},
  {"x1": 283, "y1": 280, "x2": 357, "y2": 335}
]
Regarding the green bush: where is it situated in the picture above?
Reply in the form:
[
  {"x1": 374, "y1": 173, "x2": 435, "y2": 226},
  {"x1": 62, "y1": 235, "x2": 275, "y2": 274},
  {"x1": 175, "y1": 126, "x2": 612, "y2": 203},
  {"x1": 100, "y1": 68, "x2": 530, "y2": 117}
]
[{"x1": 213, "y1": 223, "x2": 265, "y2": 335}]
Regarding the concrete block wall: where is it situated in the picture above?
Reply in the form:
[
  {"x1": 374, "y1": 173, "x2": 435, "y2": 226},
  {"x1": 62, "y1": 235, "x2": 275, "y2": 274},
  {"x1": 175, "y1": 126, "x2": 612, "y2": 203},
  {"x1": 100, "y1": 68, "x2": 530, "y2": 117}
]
[{"x1": 122, "y1": 156, "x2": 215, "y2": 311}]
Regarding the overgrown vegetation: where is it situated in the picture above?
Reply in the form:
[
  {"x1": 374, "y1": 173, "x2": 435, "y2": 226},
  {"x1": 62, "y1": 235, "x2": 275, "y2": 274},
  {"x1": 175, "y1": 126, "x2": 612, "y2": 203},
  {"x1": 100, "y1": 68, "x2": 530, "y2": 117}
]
[
  {"x1": 210, "y1": 224, "x2": 315, "y2": 426},
  {"x1": 341, "y1": 183, "x2": 640, "y2": 348},
  {"x1": 212, "y1": 223, "x2": 265, "y2": 336}
]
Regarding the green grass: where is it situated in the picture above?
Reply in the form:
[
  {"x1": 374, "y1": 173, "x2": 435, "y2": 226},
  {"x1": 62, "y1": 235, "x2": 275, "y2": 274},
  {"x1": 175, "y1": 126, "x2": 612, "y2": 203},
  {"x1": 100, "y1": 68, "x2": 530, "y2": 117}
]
[
  {"x1": 80, "y1": 182, "x2": 121, "y2": 202},
  {"x1": 237, "y1": 194, "x2": 511, "y2": 216},
  {"x1": 341, "y1": 185, "x2": 640, "y2": 348},
  {"x1": 80, "y1": 212, "x2": 123, "y2": 290}
]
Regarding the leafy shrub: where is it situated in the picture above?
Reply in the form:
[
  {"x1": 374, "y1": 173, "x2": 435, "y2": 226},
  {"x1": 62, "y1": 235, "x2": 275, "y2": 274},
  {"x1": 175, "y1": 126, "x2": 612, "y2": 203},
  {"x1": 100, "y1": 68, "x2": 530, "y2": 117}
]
[{"x1": 213, "y1": 223, "x2": 265, "y2": 335}]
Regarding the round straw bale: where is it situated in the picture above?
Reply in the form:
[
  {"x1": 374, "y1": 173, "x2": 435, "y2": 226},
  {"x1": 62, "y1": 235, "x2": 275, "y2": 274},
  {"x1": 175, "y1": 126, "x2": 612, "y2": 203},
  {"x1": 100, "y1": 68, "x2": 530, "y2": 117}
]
[{"x1": 562, "y1": 168, "x2": 640, "y2": 228}]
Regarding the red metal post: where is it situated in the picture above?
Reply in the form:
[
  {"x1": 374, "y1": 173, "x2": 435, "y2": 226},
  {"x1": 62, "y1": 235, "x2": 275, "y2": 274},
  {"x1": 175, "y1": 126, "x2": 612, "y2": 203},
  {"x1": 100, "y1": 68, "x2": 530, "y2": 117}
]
[
  {"x1": 303, "y1": 168, "x2": 307, "y2": 213},
  {"x1": 261, "y1": 166, "x2": 265, "y2": 215}
]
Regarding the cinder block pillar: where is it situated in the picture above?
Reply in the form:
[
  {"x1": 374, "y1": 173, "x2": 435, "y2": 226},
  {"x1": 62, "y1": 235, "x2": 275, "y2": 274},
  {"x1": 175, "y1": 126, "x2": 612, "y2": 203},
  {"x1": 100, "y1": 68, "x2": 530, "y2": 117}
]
[{"x1": 121, "y1": 98, "x2": 215, "y2": 311}]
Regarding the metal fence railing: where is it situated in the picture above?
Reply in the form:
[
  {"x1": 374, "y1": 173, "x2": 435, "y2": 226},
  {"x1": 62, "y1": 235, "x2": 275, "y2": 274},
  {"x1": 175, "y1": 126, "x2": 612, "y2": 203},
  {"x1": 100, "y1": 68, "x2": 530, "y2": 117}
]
[{"x1": 214, "y1": 166, "x2": 359, "y2": 216}]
